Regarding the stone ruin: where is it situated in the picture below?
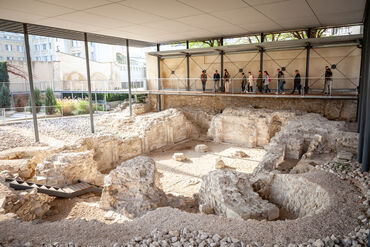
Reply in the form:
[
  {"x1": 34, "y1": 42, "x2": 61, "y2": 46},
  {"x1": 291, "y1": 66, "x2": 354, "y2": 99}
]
[
  {"x1": 199, "y1": 169, "x2": 280, "y2": 220},
  {"x1": 0, "y1": 105, "x2": 362, "y2": 227},
  {"x1": 100, "y1": 156, "x2": 197, "y2": 219}
]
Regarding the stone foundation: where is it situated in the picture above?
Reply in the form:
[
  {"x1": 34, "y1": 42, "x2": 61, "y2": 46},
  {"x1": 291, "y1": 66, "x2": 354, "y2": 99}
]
[{"x1": 148, "y1": 95, "x2": 357, "y2": 121}]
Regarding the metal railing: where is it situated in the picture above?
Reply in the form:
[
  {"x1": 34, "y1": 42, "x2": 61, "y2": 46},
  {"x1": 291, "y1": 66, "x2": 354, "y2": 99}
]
[
  {"x1": 147, "y1": 76, "x2": 359, "y2": 96},
  {"x1": 7, "y1": 79, "x2": 148, "y2": 93},
  {"x1": 0, "y1": 104, "x2": 109, "y2": 124}
]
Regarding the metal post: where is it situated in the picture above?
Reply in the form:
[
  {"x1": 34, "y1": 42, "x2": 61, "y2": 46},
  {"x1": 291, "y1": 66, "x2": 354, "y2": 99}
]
[
  {"x1": 220, "y1": 51, "x2": 224, "y2": 90},
  {"x1": 259, "y1": 33, "x2": 264, "y2": 73},
  {"x1": 186, "y1": 40, "x2": 190, "y2": 91},
  {"x1": 23, "y1": 23, "x2": 39, "y2": 142},
  {"x1": 126, "y1": 39, "x2": 132, "y2": 116},
  {"x1": 157, "y1": 44, "x2": 161, "y2": 111},
  {"x1": 305, "y1": 28, "x2": 312, "y2": 94},
  {"x1": 95, "y1": 92, "x2": 98, "y2": 112},
  {"x1": 83, "y1": 33, "x2": 94, "y2": 133},
  {"x1": 358, "y1": 0, "x2": 370, "y2": 172}
]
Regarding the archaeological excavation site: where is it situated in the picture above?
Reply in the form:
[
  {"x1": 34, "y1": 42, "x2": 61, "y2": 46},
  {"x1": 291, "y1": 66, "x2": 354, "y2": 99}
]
[
  {"x1": 0, "y1": 100, "x2": 369, "y2": 247},
  {"x1": 1, "y1": 0, "x2": 370, "y2": 246}
]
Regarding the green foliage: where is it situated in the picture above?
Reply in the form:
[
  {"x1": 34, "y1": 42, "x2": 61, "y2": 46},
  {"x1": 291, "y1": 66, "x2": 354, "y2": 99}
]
[
  {"x1": 106, "y1": 93, "x2": 128, "y2": 102},
  {"x1": 44, "y1": 87, "x2": 57, "y2": 115},
  {"x1": 0, "y1": 84, "x2": 11, "y2": 108},
  {"x1": 28, "y1": 88, "x2": 42, "y2": 113},
  {"x1": 136, "y1": 94, "x2": 147, "y2": 103},
  {"x1": 116, "y1": 52, "x2": 127, "y2": 64},
  {"x1": 0, "y1": 62, "x2": 10, "y2": 89}
]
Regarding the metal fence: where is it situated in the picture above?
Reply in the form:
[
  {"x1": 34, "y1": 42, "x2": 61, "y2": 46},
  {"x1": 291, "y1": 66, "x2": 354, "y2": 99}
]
[{"x1": 147, "y1": 76, "x2": 359, "y2": 96}]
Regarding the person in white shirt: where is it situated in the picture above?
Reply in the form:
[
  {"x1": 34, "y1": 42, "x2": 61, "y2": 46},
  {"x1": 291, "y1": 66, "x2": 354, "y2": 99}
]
[{"x1": 248, "y1": 72, "x2": 254, "y2": 92}]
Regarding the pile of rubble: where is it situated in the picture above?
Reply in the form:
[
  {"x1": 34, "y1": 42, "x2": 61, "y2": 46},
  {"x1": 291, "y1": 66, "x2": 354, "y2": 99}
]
[{"x1": 0, "y1": 180, "x2": 54, "y2": 221}]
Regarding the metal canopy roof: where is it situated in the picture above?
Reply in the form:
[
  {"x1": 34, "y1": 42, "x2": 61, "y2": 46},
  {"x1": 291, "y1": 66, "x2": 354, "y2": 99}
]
[
  {"x1": 0, "y1": 19, "x2": 154, "y2": 47},
  {"x1": 0, "y1": 0, "x2": 366, "y2": 43},
  {"x1": 149, "y1": 34, "x2": 363, "y2": 57}
]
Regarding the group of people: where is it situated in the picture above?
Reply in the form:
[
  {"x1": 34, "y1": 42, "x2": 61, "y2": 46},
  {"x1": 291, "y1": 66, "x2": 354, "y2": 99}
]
[{"x1": 200, "y1": 66, "x2": 333, "y2": 95}]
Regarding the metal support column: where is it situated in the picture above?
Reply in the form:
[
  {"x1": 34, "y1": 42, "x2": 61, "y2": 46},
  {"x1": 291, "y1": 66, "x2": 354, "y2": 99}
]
[
  {"x1": 23, "y1": 23, "x2": 39, "y2": 142},
  {"x1": 157, "y1": 44, "x2": 161, "y2": 111},
  {"x1": 358, "y1": 0, "x2": 370, "y2": 172},
  {"x1": 259, "y1": 33, "x2": 264, "y2": 72},
  {"x1": 220, "y1": 51, "x2": 224, "y2": 87},
  {"x1": 126, "y1": 39, "x2": 132, "y2": 116},
  {"x1": 305, "y1": 28, "x2": 312, "y2": 94},
  {"x1": 186, "y1": 40, "x2": 190, "y2": 91},
  {"x1": 83, "y1": 33, "x2": 94, "y2": 133}
]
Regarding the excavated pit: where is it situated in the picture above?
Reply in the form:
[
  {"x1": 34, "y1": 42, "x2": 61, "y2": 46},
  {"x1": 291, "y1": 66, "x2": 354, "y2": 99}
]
[{"x1": 0, "y1": 105, "x2": 366, "y2": 246}]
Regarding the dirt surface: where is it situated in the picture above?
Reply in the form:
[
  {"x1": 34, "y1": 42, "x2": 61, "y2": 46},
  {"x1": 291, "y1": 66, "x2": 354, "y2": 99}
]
[
  {"x1": 150, "y1": 140, "x2": 266, "y2": 197},
  {"x1": 0, "y1": 171, "x2": 364, "y2": 246}
]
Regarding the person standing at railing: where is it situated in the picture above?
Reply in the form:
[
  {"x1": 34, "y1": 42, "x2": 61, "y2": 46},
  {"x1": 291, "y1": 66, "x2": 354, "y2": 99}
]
[
  {"x1": 241, "y1": 72, "x2": 247, "y2": 92},
  {"x1": 200, "y1": 70, "x2": 207, "y2": 92},
  {"x1": 257, "y1": 70, "x2": 263, "y2": 93},
  {"x1": 276, "y1": 68, "x2": 285, "y2": 94},
  {"x1": 213, "y1": 70, "x2": 220, "y2": 92},
  {"x1": 291, "y1": 69, "x2": 301, "y2": 95},
  {"x1": 224, "y1": 69, "x2": 230, "y2": 93},
  {"x1": 248, "y1": 72, "x2": 254, "y2": 93},
  {"x1": 264, "y1": 71, "x2": 271, "y2": 93},
  {"x1": 323, "y1": 66, "x2": 333, "y2": 95}
]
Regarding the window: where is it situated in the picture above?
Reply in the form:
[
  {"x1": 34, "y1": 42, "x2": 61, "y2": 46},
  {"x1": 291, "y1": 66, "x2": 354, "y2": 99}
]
[
  {"x1": 42, "y1": 44, "x2": 47, "y2": 50},
  {"x1": 72, "y1": 40, "x2": 80, "y2": 47},
  {"x1": 16, "y1": 45, "x2": 23, "y2": 52},
  {"x1": 5, "y1": 44, "x2": 12, "y2": 51}
]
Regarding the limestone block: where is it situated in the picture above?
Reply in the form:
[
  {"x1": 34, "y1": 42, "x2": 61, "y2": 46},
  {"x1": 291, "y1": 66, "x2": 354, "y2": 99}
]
[
  {"x1": 34, "y1": 150, "x2": 104, "y2": 187},
  {"x1": 336, "y1": 150, "x2": 353, "y2": 161},
  {"x1": 195, "y1": 144, "x2": 208, "y2": 153},
  {"x1": 0, "y1": 181, "x2": 54, "y2": 221},
  {"x1": 215, "y1": 157, "x2": 225, "y2": 169},
  {"x1": 173, "y1": 153, "x2": 186, "y2": 161},
  {"x1": 100, "y1": 156, "x2": 166, "y2": 218},
  {"x1": 132, "y1": 103, "x2": 152, "y2": 116},
  {"x1": 199, "y1": 170, "x2": 279, "y2": 220}
]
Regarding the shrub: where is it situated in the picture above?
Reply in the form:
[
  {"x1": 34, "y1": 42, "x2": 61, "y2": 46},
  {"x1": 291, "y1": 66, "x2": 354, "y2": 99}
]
[
  {"x1": 28, "y1": 88, "x2": 42, "y2": 113},
  {"x1": 56, "y1": 98, "x2": 76, "y2": 116},
  {"x1": 15, "y1": 97, "x2": 25, "y2": 112},
  {"x1": 78, "y1": 100, "x2": 90, "y2": 114},
  {"x1": 44, "y1": 87, "x2": 57, "y2": 115},
  {"x1": 0, "y1": 84, "x2": 10, "y2": 109}
]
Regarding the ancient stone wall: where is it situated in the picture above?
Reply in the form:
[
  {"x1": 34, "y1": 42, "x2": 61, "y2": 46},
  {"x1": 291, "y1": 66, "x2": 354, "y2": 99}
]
[
  {"x1": 208, "y1": 107, "x2": 296, "y2": 147},
  {"x1": 147, "y1": 95, "x2": 356, "y2": 121},
  {"x1": 269, "y1": 174, "x2": 330, "y2": 218}
]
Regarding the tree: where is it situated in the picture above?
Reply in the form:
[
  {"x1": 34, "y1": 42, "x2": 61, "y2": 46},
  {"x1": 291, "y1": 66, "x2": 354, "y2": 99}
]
[
  {"x1": 29, "y1": 88, "x2": 42, "y2": 113},
  {"x1": 0, "y1": 62, "x2": 10, "y2": 89},
  {"x1": 0, "y1": 84, "x2": 10, "y2": 109},
  {"x1": 44, "y1": 87, "x2": 56, "y2": 115}
]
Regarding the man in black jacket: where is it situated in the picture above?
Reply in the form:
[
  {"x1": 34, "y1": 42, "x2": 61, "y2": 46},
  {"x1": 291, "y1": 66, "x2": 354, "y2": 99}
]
[{"x1": 292, "y1": 69, "x2": 301, "y2": 94}]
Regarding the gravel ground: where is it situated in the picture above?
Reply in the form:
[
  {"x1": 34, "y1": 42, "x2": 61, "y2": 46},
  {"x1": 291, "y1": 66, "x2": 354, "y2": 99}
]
[
  {"x1": 0, "y1": 128, "x2": 45, "y2": 152},
  {"x1": 0, "y1": 170, "x2": 366, "y2": 246}
]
